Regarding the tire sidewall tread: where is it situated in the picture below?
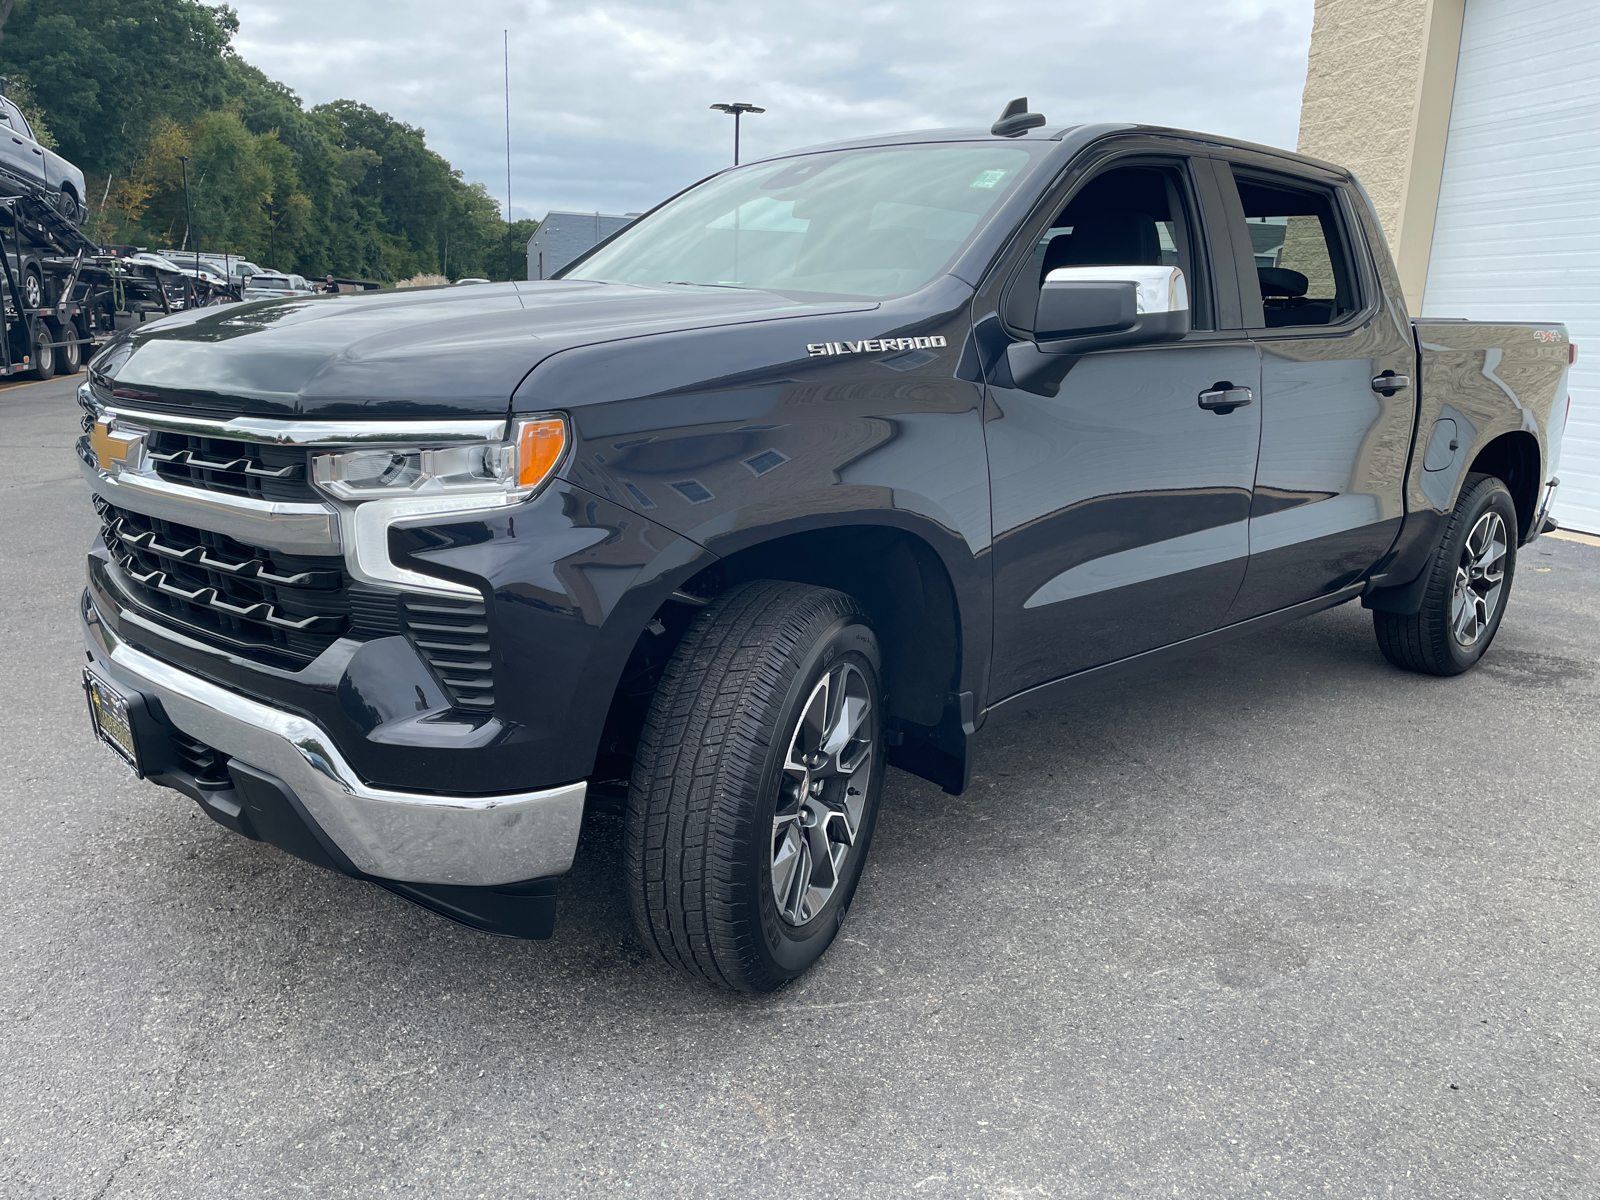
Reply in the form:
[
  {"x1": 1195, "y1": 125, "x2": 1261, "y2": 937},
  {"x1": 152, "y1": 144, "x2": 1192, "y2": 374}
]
[
  {"x1": 625, "y1": 581, "x2": 885, "y2": 992},
  {"x1": 1374, "y1": 472, "x2": 1518, "y2": 676}
]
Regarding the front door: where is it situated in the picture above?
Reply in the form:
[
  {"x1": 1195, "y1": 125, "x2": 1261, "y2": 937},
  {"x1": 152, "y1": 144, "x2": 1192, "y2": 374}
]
[
  {"x1": 0, "y1": 100, "x2": 43, "y2": 186},
  {"x1": 1211, "y1": 162, "x2": 1418, "y2": 621},
  {"x1": 983, "y1": 156, "x2": 1264, "y2": 701}
]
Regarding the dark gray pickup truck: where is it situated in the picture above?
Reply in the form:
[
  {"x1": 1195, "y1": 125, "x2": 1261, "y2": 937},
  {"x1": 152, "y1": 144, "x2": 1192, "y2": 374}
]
[{"x1": 77, "y1": 104, "x2": 1571, "y2": 991}]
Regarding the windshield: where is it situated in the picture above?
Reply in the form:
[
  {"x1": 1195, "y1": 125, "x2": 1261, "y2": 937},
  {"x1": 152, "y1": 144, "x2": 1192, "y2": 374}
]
[
  {"x1": 564, "y1": 143, "x2": 1038, "y2": 299},
  {"x1": 249, "y1": 275, "x2": 291, "y2": 288}
]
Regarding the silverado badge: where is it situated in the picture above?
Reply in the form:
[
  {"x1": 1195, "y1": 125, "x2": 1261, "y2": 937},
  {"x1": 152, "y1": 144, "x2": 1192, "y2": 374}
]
[{"x1": 807, "y1": 336, "x2": 947, "y2": 357}]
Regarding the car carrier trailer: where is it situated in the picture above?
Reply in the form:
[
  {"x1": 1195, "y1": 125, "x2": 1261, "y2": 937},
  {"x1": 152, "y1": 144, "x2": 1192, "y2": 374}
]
[{"x1": 1, "y1": 194, "x2": 237, "y2": 382}]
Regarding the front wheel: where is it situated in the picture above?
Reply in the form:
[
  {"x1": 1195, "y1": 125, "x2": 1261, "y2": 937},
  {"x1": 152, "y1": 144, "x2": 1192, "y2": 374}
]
[
  {"x1": 1374, "y1": 472, "x2": 1518, "y2": 675},
  {"x1": 625, "y1": 581, "x2": 886, "y2": 992}
]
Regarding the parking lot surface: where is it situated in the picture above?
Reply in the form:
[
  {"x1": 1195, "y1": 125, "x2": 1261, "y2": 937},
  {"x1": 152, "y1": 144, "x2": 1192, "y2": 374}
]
[{"x1": 4, "y1": 373, "x2": 1598, "y2": 1199}]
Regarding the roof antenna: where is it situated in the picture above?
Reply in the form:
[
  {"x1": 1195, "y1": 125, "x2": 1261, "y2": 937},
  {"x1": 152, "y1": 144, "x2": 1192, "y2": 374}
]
[{"x1": 991, "y1": 97, "x2": 1046, "y2": 138}]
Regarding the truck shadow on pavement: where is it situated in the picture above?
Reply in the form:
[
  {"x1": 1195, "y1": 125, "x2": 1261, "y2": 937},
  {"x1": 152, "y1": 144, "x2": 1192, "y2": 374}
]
[{"x1": 159, "y1": 592, "x2": 1563, "y2": 1021}]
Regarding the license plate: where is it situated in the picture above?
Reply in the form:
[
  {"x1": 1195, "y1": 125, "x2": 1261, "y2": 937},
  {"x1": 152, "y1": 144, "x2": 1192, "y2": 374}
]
[{"x1": 84, "y1": 668, "x2": 140, "y2": 774}]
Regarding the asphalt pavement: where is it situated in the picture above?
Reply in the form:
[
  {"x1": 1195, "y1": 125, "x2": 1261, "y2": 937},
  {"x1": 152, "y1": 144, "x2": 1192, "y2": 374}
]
[{"x1": 4, "y1": 372, "x2": 1598, "y2": 1199}]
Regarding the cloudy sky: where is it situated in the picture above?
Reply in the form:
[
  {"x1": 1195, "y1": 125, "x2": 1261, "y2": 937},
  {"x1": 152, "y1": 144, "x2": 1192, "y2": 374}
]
[{"x1": 232, "y1": 0, "x2": 1316, "y2": 221}]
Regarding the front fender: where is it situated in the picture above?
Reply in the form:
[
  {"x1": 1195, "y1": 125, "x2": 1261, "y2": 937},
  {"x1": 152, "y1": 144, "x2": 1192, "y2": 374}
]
[{"x1": 389, "y1": 479, "x2": 720, "y2": 789}]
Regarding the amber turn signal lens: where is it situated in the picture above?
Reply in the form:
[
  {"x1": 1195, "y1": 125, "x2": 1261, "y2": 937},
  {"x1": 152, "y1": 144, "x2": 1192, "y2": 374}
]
[{"x1": 516, "y1": 418, "x2": 566, "y2": 488}]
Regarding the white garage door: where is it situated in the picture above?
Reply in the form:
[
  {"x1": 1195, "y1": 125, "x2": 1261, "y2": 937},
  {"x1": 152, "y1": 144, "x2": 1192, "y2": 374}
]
[{"x1": 1422, "y1": 0, "x2": 1600, "y2": 532}]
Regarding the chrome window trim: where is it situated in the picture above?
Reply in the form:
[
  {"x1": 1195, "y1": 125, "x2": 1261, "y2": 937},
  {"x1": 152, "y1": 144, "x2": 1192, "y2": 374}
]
[{"x1": 94, "y1": 403, "x2": 507, "y2": 448}]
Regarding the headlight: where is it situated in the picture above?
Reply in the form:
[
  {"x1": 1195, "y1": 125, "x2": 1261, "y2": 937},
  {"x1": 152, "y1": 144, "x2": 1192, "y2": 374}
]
[{"x1": 311, "y1": 415, "x2": 567, "y2": 501}]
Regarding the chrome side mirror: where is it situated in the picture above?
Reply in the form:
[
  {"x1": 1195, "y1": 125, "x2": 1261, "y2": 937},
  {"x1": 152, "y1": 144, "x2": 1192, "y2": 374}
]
[
  {"x1": 1002, "y1": 265, "x2": 1191, "y2": 398},
  {"x1": 1032, "y1": 265, "x2": 1190, "y2": 348}
]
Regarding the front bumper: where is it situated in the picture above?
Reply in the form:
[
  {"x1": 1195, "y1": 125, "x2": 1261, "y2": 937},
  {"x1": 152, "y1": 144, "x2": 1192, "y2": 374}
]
[{"x1": 84, "y1": 593, "x2": 586, "y2": 888}]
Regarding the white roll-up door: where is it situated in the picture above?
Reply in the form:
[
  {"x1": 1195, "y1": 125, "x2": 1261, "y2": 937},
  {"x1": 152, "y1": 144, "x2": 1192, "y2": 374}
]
[{"x1": 1422, "y1": 0, "x2": 1600, "y2": 532}]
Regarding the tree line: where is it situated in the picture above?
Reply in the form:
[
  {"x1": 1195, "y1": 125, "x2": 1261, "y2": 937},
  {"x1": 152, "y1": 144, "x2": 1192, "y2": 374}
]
[{"x1": 0, "y1": 0, "x2": 536, "y2": 281}]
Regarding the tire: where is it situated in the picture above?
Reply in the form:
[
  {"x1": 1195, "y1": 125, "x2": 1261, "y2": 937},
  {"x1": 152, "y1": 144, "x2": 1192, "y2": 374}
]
[
  {"x1": 625, "y1": 581, "x2": 887, "y2": 993},
  {"x1": 22, "y1": 267, "x2": 43, "y2": 312},
  {"x1": 55, "y1": 318, "x2": 82, "y2": 375},
  {"x1": 57, "y1": 186, "x2": 79, "y2": 223},
  {"x1": 1374, "y1": 472, "x2": 1518, "y2": 676},
  {"x1": 26, "y1": 320, "x2": 55, "y2": 381}
]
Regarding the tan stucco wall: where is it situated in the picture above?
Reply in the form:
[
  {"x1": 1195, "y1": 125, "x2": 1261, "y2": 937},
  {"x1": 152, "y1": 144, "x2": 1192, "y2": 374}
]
[{"x1": 1296, "y1": 0, "x2": 1464, "y2": 313}]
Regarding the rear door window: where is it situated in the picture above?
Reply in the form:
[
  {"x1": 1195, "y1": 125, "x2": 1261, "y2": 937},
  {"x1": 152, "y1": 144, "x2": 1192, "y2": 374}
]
[{"x1": 1226, "y1": 168, "x2": 1361, "y2": 330}]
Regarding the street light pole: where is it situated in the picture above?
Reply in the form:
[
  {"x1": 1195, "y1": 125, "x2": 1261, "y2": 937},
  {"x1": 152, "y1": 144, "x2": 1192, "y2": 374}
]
[
  {"x1": 177, "y1": 154, "x2": 194, "y2": 255},
  {"x1": 177, "y1": 154, "x2": 199, "y2": 305},
  {"x1": 710, "y1": 102, "x2": 765, "y2": 166}
]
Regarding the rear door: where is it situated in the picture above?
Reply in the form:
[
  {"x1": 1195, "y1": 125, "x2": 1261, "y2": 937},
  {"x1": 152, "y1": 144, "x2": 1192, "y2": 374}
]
[
  {"x1": 1209, "y1": 158, "x2": 1417, "y2": 620},
  {"x1": 980, "y1": 146, "x2": 1263, "y2": 700}
]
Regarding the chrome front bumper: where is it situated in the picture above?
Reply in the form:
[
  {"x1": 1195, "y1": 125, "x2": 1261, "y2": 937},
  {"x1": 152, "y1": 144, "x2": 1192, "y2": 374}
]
[{"x1": 83, "y1": 598, "x2": 586, "y2": 887}]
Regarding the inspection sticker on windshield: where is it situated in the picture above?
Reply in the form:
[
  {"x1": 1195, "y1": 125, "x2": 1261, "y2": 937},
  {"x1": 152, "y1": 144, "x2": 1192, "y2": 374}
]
[{"x1": 970, "y1": 169, "x2": 1010, "y2": 189}]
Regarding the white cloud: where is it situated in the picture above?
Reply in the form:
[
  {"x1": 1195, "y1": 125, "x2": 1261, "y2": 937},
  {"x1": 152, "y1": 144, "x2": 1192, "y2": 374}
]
[{"x1": 232, "y1": 0, "x2": 1314, "y2": 219}]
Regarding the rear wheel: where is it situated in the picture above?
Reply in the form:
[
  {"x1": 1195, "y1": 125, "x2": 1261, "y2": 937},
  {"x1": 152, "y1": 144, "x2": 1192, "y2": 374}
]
[
  {"x1": 57, "y1": 186, "x2": 78, "y2": 222},
  {"x1": 55, "y1": 318, "x2": 82, "y2": 375},
  {"x1": 26, "y1": 320, "x2": 55, "y2": 381},
  {"x1": 1374, "y1": 472, "x2": 1517, "y2": 675},
  {"x1": 625, "y1": 581, "x2": 886, "y2": 992}
]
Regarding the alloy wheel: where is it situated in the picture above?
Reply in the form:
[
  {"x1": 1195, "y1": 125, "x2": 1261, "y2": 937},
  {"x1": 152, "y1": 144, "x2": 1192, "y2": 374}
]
[
  {"x1": 1452, "y1": 510, "x2": 1507, "y2": 648},
  {"x1": 770, "y1": 661, "x2": 875, "y2": 926}
]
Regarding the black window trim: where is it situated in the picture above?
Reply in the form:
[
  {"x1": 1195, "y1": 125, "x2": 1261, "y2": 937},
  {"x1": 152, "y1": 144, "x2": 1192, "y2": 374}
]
[
  {"x1": 1214, "y1": 157, "x2": 1379, "y2": 339},
  {"x1": 987, "y1": 139, "x2": 1230, "y2": 344}
]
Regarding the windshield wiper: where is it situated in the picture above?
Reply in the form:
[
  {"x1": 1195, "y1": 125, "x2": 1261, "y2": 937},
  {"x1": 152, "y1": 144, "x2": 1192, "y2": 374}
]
[{"x1": 663, "y1": 281, "x2": 750, "y2": 290}]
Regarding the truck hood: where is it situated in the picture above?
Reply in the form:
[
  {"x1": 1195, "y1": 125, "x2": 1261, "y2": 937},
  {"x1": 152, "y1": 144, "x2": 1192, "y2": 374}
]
[{"x1": 93, "y1": 280, "x2": 877, "y2": 419}]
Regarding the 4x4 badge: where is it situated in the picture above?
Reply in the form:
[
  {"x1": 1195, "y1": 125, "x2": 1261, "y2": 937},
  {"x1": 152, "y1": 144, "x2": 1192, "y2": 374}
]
[{"x1": 807, "y1": 336, "x2": 947, "y2": 357}]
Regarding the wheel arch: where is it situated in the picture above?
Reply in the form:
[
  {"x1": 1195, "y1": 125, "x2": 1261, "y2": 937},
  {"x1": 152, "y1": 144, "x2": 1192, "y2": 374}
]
[
  {"x1": 594, "y1": 515, "x2": 979, "y2": 796},
  {"x1": 1467, "y1": 430, "x2": 1541, "y2": 542}
]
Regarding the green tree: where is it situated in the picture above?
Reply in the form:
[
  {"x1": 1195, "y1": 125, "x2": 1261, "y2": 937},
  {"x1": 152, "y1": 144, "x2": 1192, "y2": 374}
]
[
  {"x1": 0, "y1": 0, "x2": 531, "y2": 282},
  {"x1": 0, "y1": 0, "x2": 237, "y2": 174}
]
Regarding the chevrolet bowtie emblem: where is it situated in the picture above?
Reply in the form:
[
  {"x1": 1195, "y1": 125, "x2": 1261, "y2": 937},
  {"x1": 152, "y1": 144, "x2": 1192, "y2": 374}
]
[{"x1": 91, "y1": 420, "x2": 143, "y2": 471}]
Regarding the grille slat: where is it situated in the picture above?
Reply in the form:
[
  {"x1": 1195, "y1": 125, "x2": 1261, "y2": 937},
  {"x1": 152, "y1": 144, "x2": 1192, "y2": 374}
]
[
  {"x1": 95, "y1": 490, "x2": 497, "y2": 712},
  {"x1": 146, "y1": 432, "x2": 315, "y2": 502},
  {"x1": 403, "y1": 595, "x2": 495, "y2": 710},
  {"x1": 100, "y1": 500, "x2": 349, "y2": 662}
]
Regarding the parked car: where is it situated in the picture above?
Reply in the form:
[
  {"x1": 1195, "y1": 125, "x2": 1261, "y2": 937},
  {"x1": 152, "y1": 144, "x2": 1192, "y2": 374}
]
[
  {"x1": 175, "y1": 252, "x2": 264, "y2": 287},
  {"x1": 0, "y1": 198, "x2": 48, "y2": 312},
  {"x1": 242, "y1": 272, "x2": 314, "y2": 298},
  {"x1": 76, "y1": 110, "x2": 1572, "y2": 992},
  {"x1": 124, "y1": 252, "x2": 186, "y2": 275},
  {"x1": 0, "y1": 96, "x2": 87, "y2": 224}
]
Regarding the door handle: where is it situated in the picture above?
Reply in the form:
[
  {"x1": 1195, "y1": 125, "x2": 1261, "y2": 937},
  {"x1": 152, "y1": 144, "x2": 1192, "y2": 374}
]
[
  {"x1": 1371, "y1": 372, "x2": 1410, "y2": 396},
  {"x1": 1198, "y1": 382, "x2": 1253, "y2": 413}
]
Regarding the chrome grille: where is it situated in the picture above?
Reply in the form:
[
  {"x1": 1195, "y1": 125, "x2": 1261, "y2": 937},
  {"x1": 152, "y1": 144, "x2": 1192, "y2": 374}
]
[
  {"x1": 98, "y1": 498, "x2": 349, "y2": 661},
  {"x1": 403, "y1": 595, "x2": 495, "y2": 710},
  {"x1": 146, "y1": 430, "x2": 315, "y2": 502}
]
